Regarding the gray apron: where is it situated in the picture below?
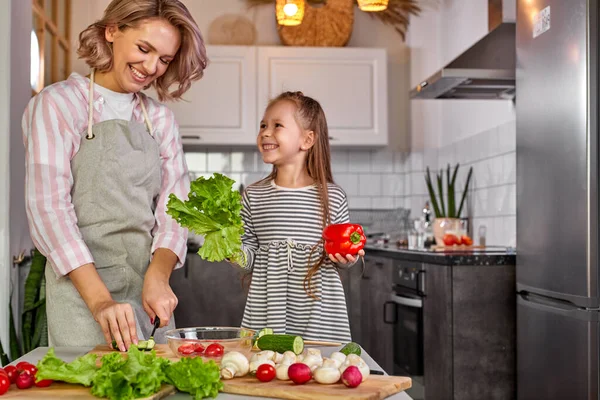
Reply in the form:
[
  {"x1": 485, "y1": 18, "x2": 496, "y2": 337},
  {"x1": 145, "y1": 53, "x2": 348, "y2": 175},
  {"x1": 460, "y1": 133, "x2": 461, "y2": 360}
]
[{"x1": 45, "y1": 69, "x2": 176, "y2": 346}]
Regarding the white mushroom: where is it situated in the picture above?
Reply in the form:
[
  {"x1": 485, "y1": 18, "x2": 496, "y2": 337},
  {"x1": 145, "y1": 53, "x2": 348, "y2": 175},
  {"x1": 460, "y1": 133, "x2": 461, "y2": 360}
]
[
  {"x1": 339, "y1": 354, "x2": 370, "y2": 382},
  {"x1": 250, "y1": 350, "x2": 276, "y2": 362},
  {"x1": 275, "y1": 351, "x2": 298, "y2": 381},
  {"x1": 301, "y1": 354, "x2": 323, "y2": 371},
  {"x1": 273, "y1": 352, "x2": 284, "y2": 364},
  {"x1": 330, "y1": 352, "x2": 347, "y2": 365},
  {"x1": 220, "y1": 351, "x2": 250, "y2": 379},
  {"x1": 313, "y1": 362, "x2": 342, "y2": 385},
  {"x1": 249, "y1": 359, "x2": 275, "y2": 374}
]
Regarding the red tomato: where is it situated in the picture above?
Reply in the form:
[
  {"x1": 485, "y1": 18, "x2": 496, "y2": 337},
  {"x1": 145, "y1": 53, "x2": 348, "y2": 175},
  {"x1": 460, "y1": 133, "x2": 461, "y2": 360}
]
[
  {"x1": 0, "y1": 374, "x2": 9, "y2": 395},
  {"x1": 177, "y1": 343, "x2": 195, "y2": 355},
  {"x1": 35, "y1": 378, "x2": 53, "y2": 388},
  {"x1": 3, "y1": 365, "x2": 18, "y2": 384},
  {"x1": 193, "y1": 343, "x2": 205, "y2": 354},
  {"x1": 16, "y1": 372, "x2": 34, "y2": 389},
  {"x1": 442, "y1": 233, "x2": 459, "y2": 246},
  {"x1": 461, "y1": 235, "x2": 473, "y2": 246},
  {"x1": 204, "y1": 343, "x2": 224, "y2": 357},
  {"x1": 15, "y1": 361, "x2": 33, "y2": 372},
  {"x1": 20, "y1": 364, "x2": 37, "y2": 377},
  {"x1": 256, "y1": 364, "x2": 276, "y2": 382}
]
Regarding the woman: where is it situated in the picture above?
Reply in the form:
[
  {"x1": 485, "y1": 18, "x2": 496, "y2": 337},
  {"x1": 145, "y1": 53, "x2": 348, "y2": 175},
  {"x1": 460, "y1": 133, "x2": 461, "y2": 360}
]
[{"x1": 22, "y1": 0, "x2": 207, "y2": 351}]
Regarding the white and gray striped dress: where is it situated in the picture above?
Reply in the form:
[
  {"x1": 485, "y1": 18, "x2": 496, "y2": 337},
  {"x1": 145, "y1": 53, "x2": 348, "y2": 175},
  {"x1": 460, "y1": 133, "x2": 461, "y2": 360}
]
[{"x1": 239, "y1": 179, "x2": 352, "y2": 342}]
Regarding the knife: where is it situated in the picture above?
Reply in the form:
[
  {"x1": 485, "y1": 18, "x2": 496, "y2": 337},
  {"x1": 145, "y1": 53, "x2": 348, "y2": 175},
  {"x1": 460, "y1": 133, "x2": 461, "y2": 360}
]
[{"x1": 149, "y1": 316, "x2": 160, "y2": 341}]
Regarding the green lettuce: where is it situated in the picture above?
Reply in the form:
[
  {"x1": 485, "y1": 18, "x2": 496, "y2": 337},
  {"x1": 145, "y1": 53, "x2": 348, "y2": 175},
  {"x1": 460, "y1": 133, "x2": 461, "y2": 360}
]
[
  {"x1": 36, "y1": 347, "x2": 98, "y2": 386},
  {"x1": 165, "y1": 357, "x2": 223, "y2": 399},
  {"x1": 91, "y1": 347, "x2": 170, "y2": 400},
  {"x1": 167, "y1": 173, "x2": 245, "y2": 263}
]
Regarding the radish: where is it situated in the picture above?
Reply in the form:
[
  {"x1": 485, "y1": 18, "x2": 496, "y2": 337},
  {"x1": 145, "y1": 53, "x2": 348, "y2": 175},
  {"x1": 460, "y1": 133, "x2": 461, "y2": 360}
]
[
  {"x1": 288, "y1": 363, "x2": 312, "y2": 384},
  {"x1": 341, "y1": 366, "x2": 363, "y2": 388}
]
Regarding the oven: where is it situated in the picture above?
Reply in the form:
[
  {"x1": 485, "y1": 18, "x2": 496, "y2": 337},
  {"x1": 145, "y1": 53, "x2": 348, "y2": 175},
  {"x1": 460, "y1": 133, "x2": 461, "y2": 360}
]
[{"x1": 384, "y1": 261, "x2": 425, "y2": 398}]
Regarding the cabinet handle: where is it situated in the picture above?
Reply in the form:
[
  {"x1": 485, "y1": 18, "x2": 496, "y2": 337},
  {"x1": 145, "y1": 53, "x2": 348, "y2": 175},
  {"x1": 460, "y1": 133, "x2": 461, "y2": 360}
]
[
  {"x1": 383, "y1": 301, "x2": 397, "y2": 324},
  {"x1": 375, "y1": 262, "x2": 384, "y2": 267},
  {"x1": 182, "y1": 135, "x2": 202, "y2": 140},
  {"x1": 329, "y1": 136, "x2": 336, "y2": 141},
  {"x1": 417, "y1": 270, "x2": 426, "y2": 297}
]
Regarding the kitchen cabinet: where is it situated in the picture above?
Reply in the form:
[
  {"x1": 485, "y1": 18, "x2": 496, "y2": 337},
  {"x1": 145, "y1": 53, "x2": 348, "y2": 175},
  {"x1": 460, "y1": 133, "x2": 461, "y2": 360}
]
[
  {"x1": 170, "y1": 253, "x2": 248, "y2": 327},
  {"x1": 339, "y1": 254, "x2": 394, "y2": 373},
  {"x1": 423, "y1": 264, "x2": 516, "y2": 400},
  {"x1": 149, "y1": 45, "x2": 388, "y2": 147},
  {"x1": 146, "y1": 45, "x2": 258, "y2": 146},
  {"x1": 257, "y1": 46, "x2": 388, "y2": 147}
]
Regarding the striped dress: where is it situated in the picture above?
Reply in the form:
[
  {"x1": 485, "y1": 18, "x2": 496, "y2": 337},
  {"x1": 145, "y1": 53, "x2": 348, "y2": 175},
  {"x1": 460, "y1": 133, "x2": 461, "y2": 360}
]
[{"x1": 239, "y1": 179, "x2": 352, "y2": 342}]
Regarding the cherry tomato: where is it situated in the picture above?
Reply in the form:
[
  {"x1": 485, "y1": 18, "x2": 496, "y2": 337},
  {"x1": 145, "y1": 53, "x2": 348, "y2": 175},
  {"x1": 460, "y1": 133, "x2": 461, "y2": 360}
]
[
  {"x1": 193, "y1": 343, "x2": 205, "y2": 354},
  {"x1": 204, "y1": 343, "x2": 224, "y2": 357},
  {"x1": 0, "y1": 374, "x2": 9, "y2": 395},
  {"x1": 178, "y1": 343, "x2": 195, "y2": 355},
  {"x1": 256, "y1": 363, "x2": 276, "y2": 382},
  {"x1": 35, "y1": 378, "x2": 53, "y2": 388},
  {"x1": 3, "y1": 365, "x2": 18, "y2": 384},
  {"x1": 20, "y1": 364, "x2": 38, "y2": 377},
  {"x1": 16, "y1": 372, "x2": 34, "y2": 389},
  {"x1": 16, "y1": 361, "x2": 34, "y2": 372}
]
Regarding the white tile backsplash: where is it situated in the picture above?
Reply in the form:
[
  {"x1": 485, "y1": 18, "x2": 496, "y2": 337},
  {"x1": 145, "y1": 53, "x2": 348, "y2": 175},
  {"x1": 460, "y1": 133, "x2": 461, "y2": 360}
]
[
  {"x1": 331, "y1": 150, "x2": 349, "y2": 173},
  {"x1": 381, "y1": 174, "x2": 405, "y2": 197},
  {"x1": 334, "y1": 173, "x2": 359, "y2": 196},
  {"x1": 358, "y1": 174, "x2": 382, "y2": 196},
  {"x1": 207, "y1": 152, "x2": 232, "y2": 173},
  {"x1": 371, "y1": 150, "x2": 394, "y2": 173},
  {"x1": 348, "y1": 151, "x2": 371, "y2": 173}
]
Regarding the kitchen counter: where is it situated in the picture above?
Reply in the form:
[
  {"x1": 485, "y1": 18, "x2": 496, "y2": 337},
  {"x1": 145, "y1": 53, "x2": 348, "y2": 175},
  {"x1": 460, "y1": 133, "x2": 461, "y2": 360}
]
[
  {"x1": 365, "y1": 244, "x2": 516, "y2": 266},
  {"x1": 11, "y1": 346, "x2": 413, "y2": 400}
]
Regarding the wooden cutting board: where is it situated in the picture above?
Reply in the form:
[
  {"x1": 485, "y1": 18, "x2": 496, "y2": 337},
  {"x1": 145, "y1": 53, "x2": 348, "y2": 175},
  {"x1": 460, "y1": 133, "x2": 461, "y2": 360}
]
[
  {"x1": 222, "y1": 375, "x2": 412, "y2": 400},
  {"x1": 2, "y1": 382, "x2": 176, "y2": 399}
]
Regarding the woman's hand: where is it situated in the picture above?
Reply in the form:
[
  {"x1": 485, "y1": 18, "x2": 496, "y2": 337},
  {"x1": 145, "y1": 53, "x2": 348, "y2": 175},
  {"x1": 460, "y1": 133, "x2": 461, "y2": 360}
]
[
  {"x1": 142, "y1": 248, "x2": 179, "y2": 328},
  {"x1": 328, "y1": 249, "x2": 365, "y2": 264},
  {"x1": 91, "y1": 300, "x2": 138, "y2": 352},
  {"x1": 142, "y1": 268, "x2": 178, "y2": 328}
]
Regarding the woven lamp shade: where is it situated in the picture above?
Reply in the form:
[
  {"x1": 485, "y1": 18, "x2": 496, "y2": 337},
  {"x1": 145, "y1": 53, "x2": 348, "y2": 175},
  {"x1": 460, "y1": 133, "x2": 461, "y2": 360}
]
[
  {"x1": 277, "y1": 0, "x2": 354, "y2": 47},
  {"x1": 276, "y1": 0, "x2": 305, "y2": 26},
  {"x1": 357, "y1": 0, "x2": 389, "y2": 12}
]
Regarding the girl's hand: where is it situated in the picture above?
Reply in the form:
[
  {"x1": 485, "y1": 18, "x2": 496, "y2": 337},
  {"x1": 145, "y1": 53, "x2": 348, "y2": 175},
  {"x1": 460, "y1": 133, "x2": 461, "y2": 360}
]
[
  {"x1": 328, "y1": 249, "x2": 365, "y2": 264},
  {"x1": 142, "y1": 266, "x2": 178, "y2": 329},
  {"x1": 91, "y1": 300, "x2": 137, "y2": 352}
]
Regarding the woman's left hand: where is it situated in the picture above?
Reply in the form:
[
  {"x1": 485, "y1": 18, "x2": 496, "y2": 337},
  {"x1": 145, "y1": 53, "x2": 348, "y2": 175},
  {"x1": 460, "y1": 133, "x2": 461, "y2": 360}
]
[
  {"x1": 142, "y1": 263, "x2": 178, "y2": 328},
  {"x1": 328, "y1": 249, "x2": 365, "y2": 264}
]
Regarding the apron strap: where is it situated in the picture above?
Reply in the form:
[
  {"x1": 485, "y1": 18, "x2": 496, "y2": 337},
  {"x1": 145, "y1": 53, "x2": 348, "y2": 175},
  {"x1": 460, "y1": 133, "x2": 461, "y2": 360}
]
[
  {"x1": 86, "y1": 68, "x2": 154, "y2": 139},
  {"x1": 86, "y1": 69, "x2": 95, "y2": 140}
]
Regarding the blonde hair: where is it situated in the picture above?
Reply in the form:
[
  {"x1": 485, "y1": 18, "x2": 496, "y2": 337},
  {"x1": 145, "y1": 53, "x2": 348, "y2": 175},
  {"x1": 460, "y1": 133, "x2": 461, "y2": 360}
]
[
  {"x1": 77, "y1": 0, "x2": 208, "y2": 102},
  {"x1": 258, "y1": 91, "x2": 334, "y2": 299}
]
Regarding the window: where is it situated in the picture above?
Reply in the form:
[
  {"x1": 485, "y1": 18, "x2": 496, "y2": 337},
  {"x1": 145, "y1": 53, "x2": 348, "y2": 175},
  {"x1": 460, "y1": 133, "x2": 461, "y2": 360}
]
[{"x1": 32, "y1": 0, "x2": 71, "y2": 93}]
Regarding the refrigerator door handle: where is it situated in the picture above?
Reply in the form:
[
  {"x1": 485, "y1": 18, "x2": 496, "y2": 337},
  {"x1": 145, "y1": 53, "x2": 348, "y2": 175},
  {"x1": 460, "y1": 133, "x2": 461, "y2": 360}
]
[{"x1": 518, "y1": 293, "x2": 600, "y2": 321}]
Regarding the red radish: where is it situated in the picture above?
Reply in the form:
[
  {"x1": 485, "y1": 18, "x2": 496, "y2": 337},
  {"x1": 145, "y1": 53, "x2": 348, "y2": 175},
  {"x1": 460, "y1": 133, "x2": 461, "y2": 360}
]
[
  {"x1": 342, "y1": 366, "x2": 363, "y2": 388},
  {"x1": 288, "y1": 363, "x2": 312, "y2": 385},
  {"x1": 16, "y1": 373, "x2": 34, "y2": 389}
]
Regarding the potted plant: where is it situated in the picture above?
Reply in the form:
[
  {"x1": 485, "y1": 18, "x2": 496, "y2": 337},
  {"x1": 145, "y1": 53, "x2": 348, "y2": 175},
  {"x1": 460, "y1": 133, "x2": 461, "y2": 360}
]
[{"x1": 425, "y1": 163, "x2": 473, "y2": 246}]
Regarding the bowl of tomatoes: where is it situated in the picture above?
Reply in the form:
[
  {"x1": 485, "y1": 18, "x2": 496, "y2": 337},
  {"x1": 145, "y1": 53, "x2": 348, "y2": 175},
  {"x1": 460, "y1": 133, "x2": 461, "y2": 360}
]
[{"x1": 165, "y1": 326, "x2": 256, "y2": 361}]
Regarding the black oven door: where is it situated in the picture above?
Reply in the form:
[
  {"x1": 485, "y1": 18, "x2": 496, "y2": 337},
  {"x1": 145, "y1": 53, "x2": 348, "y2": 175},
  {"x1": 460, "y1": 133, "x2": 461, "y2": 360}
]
[{"x1": 384, "y1": 285, "x2": 424, "y2": 377}]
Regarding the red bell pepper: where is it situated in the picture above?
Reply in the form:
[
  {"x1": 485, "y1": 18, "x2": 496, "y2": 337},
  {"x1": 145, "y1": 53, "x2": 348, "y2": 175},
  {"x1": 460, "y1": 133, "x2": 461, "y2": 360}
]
[{"x1": 323, "y1": 223, "x2": 367, "y2": 256}]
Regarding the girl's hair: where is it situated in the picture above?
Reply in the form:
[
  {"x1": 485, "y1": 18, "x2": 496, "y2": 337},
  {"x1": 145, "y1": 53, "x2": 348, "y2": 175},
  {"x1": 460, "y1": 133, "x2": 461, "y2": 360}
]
[
  {"x1": 77, "y1": 0, "x2": 208, "y2": 102},
  {"x1": 258, "y1": 91, "x2": 334, "y2": 299}
]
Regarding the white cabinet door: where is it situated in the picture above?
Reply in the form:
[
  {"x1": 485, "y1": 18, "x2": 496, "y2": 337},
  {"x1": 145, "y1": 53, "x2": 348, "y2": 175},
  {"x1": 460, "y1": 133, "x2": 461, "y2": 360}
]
[
  {"x1": 257, "y1": 47, "x2": 388, "y2": 147},
  {"x1": 146, "y1": 46, "x2": 257, "y2": 146}
]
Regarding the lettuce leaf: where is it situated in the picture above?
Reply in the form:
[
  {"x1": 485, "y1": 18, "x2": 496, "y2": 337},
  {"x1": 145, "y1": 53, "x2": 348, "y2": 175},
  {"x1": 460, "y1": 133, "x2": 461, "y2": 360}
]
[
  {"x1": 91, "y1": 347, "x2": 170, "y2": 400},
  {"x1": 167, "y1": 173, "x2": 245, "y2": 263},
  {"x1": 35, "y1": 348, "x2": 99, "y2": 386},
  {"x1": 165, "y1": 357, "x2": 223, "y2": 399}
]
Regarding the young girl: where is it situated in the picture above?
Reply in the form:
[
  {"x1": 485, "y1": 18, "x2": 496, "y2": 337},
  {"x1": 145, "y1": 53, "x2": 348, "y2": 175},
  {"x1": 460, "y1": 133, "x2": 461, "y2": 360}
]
[
  {"x1": 22, "y1": 0, "x2": 207, "y2": 350},
  {"x1": 237, "y1": 91, "x2": 365, "y2": 343}
]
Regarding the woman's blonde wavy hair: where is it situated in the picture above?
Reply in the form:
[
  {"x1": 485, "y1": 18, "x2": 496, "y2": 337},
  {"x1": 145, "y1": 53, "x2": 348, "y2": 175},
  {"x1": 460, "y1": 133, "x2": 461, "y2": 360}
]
[{"x1": 77, "y1": 0, "x2": 208, "y2": 102}]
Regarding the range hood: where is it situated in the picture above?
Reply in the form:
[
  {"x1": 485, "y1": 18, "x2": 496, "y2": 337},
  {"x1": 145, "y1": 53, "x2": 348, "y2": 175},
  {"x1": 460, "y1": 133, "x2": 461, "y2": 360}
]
[{"x1": 410, "y1": 0, "x2": 516, "y2": 100}]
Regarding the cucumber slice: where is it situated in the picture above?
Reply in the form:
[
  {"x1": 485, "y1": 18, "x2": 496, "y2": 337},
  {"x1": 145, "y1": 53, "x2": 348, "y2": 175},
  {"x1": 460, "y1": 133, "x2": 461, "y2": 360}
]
[
  {"x1": 256, "y1": 334, "x2": 304, "y2": 355},
  {"x1": 137, "y1": 340, "x2": 148, "y2": 350},
  {"x1": 111, "y1": 340, "x2": 119, "y2": 350},
  {"x1": 145, "y1": 338, "x2": 155, "y2": 350},
  {"x1": 340, "y1": 342, "x2": 361, "y2": 356}
]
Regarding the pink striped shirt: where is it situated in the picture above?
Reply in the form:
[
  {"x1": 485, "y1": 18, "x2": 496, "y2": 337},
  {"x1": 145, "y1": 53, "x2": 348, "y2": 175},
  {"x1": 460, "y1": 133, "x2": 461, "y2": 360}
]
[{"x1": 22, "y1": 72, "x2": 190, "y2": 277}]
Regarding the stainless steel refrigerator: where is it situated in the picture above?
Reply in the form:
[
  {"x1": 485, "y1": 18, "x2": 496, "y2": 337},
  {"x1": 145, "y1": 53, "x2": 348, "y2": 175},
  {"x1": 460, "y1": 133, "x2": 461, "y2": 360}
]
[{"x1": 517, "y1": 0, "x2": 600, "y2": 399}]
